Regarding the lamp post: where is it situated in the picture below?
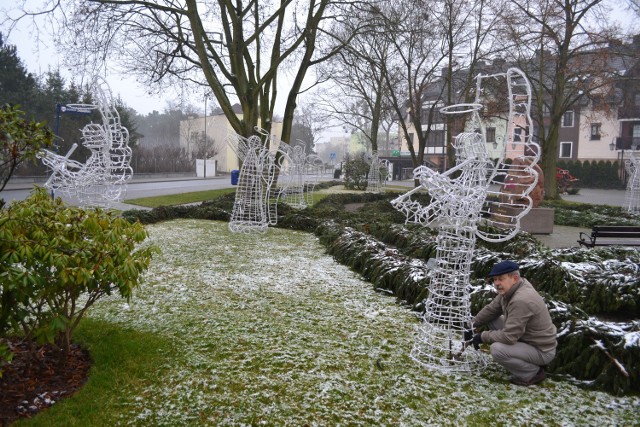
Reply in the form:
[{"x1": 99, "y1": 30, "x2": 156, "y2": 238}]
[
  {"x1": 203, "y1": 92, "x2": 209, "y2": 179},
  {"x1": 610, "y1": 137, "x2": 625, "y2": 181}
]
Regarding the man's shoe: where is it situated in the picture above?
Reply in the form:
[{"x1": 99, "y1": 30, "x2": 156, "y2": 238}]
[{"x1": 510, "y1": 368, "x2": 545, "y2": 386}]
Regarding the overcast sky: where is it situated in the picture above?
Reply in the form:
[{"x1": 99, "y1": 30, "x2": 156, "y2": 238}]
[
  {"x1": 5, "y1": 24, "x2": 191, "y2": 116},
  {"x1": 2, "y1": 2, "x2": 635, "y2": 122}
]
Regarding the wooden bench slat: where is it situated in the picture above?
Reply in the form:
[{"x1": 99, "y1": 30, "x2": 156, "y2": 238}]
[{"x1": 578, "y1": 225, "x2": 640, "y2": 248}]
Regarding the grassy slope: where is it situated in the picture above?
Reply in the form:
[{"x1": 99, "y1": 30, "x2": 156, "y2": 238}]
[{"x1": 18, "y1": 220, "x2": 639, "y2": 426}]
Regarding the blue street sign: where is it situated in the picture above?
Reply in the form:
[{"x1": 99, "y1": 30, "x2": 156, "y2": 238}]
[
  {"x1": 330, "y1": 152, "x2": 336, "y2": 160},
  {"x1": 58, "y1": 104, "x2": 94, "y2": 115}
]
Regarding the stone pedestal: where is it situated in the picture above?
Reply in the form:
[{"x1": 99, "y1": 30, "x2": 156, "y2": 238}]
[
  {"x1": 521, "y1": 207, "x2": 554, "y2": 235},
  {"x1": 491, "y1": 207, "x2": 554, "y2": 235}
]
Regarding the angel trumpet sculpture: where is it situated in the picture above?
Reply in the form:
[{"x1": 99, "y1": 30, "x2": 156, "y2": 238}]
[
  {"x1": 392, "y1": 68, "x2": 541, "y2": 373},
  {"x1": 38, "y1": 76, "x2": 132, "y2": 208}
]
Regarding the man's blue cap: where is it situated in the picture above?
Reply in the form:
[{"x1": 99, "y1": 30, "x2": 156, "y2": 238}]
[{"x1": 488, "y1": 260, "x2": 519, "y2": 277}]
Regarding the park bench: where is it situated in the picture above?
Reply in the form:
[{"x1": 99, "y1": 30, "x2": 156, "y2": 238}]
[{"x1": 577, "y1": 225, "x2": 640, "y2": 248}]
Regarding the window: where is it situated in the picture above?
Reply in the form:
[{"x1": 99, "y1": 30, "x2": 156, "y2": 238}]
[
  {"x1": 425, "y1": 130, "x2": 445, "y2": 147},
  {"x1": 590, "y1": 123, "x2": 601, "y2": 140},
  {"x1": 634, "y1": 93, "x2": 640, "y2": 107},
  {"x1": 420, "y1": 102, "x2": 443, "y2": 123},
  {"x1": 562, "y1": 111, "x2": 574, "y2": 127},
  {"x1": 486, "y1": 127, "x2": 496, "y2": 143},
  {"x1": 513, "y1": 127, "x2": 523, "y2": 142},
  {"x1": 559, "y1": 141, "x2": 573, "y2": 158},
  {"x1": 633, "y1": 125, "x2": 640, "y2": 150}
]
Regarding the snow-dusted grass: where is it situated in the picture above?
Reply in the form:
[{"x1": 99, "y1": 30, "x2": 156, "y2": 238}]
[{"x1": 73, "y1": 220, "x2": 638, "y2": 425}]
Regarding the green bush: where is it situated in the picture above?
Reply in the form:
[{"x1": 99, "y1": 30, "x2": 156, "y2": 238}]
[
  {"x1": 0, "y1": 104, "x2": 53, "y2": 200},
  {"x1": 343, "y1": 154, "x2": 370, "y2": 190},
  {"x1": 0, "y1": 188, "x2": 156, "y2": 361}
]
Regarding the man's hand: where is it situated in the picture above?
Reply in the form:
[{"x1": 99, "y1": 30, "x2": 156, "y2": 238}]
[
  {"x1": 463, "y1": 329, "x2": 474, "y2": 342},
  {"x1": 472, "y1": 333, "x2": 483, "y2": 350}
]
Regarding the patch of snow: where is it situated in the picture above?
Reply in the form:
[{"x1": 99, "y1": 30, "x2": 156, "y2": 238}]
[{"x1": 82, "y1": 219, "x2": 639, "y2": 425}]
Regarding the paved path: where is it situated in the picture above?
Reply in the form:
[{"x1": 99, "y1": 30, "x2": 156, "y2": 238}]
[
  {"x1": 534, "y1": 188, "x2": 629, "y2": 249},
  {"x1": 392, "y1": 183, "x2": 626, "y2": 250}
]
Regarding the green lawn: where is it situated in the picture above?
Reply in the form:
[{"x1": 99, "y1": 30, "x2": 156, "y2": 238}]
[
  {"x1": 124, "y1": 186, "x2": 343, "y2": 208},
  {"x1": 125, "y1": 188, "x2": 237, "y2": 207},
  {"x1": 17, "y1": 219, "x2": 639, "y2": 426}
]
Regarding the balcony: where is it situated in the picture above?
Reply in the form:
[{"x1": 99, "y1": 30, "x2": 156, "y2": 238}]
[
  {"x1": 618, "y1": 106, "x2": 640, "y2": 120},
  {"x1": 612, "y1": 136, "x2": 640, "y2": 151}
]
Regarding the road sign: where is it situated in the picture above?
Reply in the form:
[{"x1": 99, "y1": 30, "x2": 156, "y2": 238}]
[
  {"x1": 330, "y1": 152, "x2": 336, "y2": 160},
  {"x1": 391, "y1": 150, "x2": 401, "y2": 157},
  {"x1": 58, "y1": 104, "x2": 94, "y2": 115}
]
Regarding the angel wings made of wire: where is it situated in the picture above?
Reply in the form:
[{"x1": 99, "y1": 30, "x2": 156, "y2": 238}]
[
  {"x1": 392, "y1": 67, "x2": 541, "y2": 243},
  {"x1": 37, "y1": 76, "x2": 133, "y2": 208}
]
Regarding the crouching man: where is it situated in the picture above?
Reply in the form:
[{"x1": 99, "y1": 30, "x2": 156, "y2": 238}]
[{"x1": 467, "y1": 260, "x2": 557, "y2": 386}]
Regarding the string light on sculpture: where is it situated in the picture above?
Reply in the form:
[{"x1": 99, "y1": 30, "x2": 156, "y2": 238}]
[
  {"x1": 391, "y1": 68, "x2": 541, "y2": 373},
  {"x1": 226, "y1": 128, "x2": 291, "y2": 233},
  {"x1": 38, "y1": 76, "x2": 133, "y2": 208},
  {"x1": 623, "y1": 151, "x2": 640, "y2": 213},
  {"x1": 278, "y1": 142, "x2": 323, "y2": 209},
  {"x1": 366, "y1": 152, "x2": 389, "y2": 193}
]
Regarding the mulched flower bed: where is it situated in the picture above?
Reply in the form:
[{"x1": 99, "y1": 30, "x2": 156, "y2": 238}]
[{"x1": 0, "y1": 339, "x2": 91, "y2": 426}]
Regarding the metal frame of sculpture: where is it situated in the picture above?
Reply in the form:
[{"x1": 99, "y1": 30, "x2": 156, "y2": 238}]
[
  {"x1": 392, "y1": 68, "x2": 541, "y2": 373},
  {"x1": 226, "y1": 128, "x2": 290, "y2": 233},
  {"x1": 623, "y1": 151, "x2": 640, "y2": 213},
  {"x1": 38, "y1": 76, "x2": 133, "y2": 208},
  {"x1": 366, "y1": 152, "x2": 390, "y2": 193},
  {"x1": 277, "y1": 142, "x2": 323, "y2": 209}
]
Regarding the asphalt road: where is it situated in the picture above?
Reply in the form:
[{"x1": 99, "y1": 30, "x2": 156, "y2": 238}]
[
  {"x1": 2, "y1": 175, "x2": 625, "y2": 208},
  {"x1": 1, "y1": 176, "x2": 237, "y2": 206}
]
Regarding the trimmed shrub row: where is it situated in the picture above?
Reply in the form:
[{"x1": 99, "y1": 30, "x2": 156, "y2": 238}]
[{"x1": 123, "y1": 189, "x2": 640, "y2": 394}]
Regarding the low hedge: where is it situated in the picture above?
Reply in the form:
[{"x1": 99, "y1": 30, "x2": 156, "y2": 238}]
[{"x1": 122, "y1": 188, "x2": 640, "y2": 394}]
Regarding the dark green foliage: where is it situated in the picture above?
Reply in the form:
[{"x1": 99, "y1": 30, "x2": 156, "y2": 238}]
[
  {"x1": 0, "y1": 188, "x2": 155, "y2": 374},
  {"x1": 122, "y1": 193, "x2": 236, "y2": 224},
  {"x1": 541, "y1": 200, "x2": 640, "y2": 227},
  {"x1": 551, "y1": 317, "x2": 639, "y2": 395},
  {"x1": 343, "y1": 154, "x2": 370, "y2": 190},
  {"x1": 0, "y1": 106, "x2": 54, "y2": 194},
  {"x1": 573, "y1": 160, "x2": 586, "y2": 186},
  {"x1": 317, "y1": 225, "x2": 431, "y2": 308},
  {"x1": 0, "y1": 34, "x2": 37, "y2": 108},
  {"x1": 121, "y1": 184, "x2": 640, "y2": 394},
  {"x1": 555, "y1": 159, "x2": 624, "y2": 190}
]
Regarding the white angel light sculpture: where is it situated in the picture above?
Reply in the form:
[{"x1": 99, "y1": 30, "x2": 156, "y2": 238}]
[
  {"x1": 38, "y1": 76, "x2": 132, "y2": 208},
  {"x1": 391, "y1": 68, "x2": 541, "y2": 373},
  {"x1": 226, "y1": 128, "x2": 290, "y2": 233},
  {"x1": 366, "y1": 152, "x2": 389, "y2": 193},
  {"x1": 277, "y1": 142, "x2": 323, "y2": 209},
  {"x1": 623, "y1": 151, "x2": 640, "y2": 213}
]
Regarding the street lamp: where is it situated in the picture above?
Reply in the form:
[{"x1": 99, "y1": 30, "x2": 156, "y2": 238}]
[
  {"x1": 610, "y1": 137, "x2": 626, "y2": 181},
  {"x1": 203, "y1": 92, "x2": 210, "y2": 179}
]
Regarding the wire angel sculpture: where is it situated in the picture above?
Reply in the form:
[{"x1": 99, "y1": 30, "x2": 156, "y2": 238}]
[
  {"x1": 366, "y1": 152, "x2": 390, "y2": 193},
  {"x1": 391, "y1": 67, "x2": 541, "y2": 373},
  {"x1": 38, "y1": 76, "x2": 132, "y2": 208},
  {"x1": 623, "y1": 151, "x2": 640, "y2": 213},
  {"x1": 226, "y1": 128, "x2": 290, "y2": 233},
  {"x1": 277, "y1": 142, "x2": 323, "y2": 209}
]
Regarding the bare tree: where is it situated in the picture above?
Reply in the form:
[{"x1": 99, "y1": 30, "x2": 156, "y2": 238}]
[
  {"x1": 315, "y1": 7, "x2": 396, "y2": 153},
  {"x1": 290, "y1": 102, "x2": 326, "y2": 154},
  {"x1": 376, "y1": 0, "x2": 500, "y2": 173},
  {"x1": 4, "y1": 0, "x2": 357, "y2": 147},
  {"x1": 131, "y1": 144, "x2": 192, "y2": 173},
  {"x1": 192, "y1": 132, "x2": 220, "y2": 163},
  {"x1": 498, "y1": 0, "x2": 633, "y2": 198}
]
